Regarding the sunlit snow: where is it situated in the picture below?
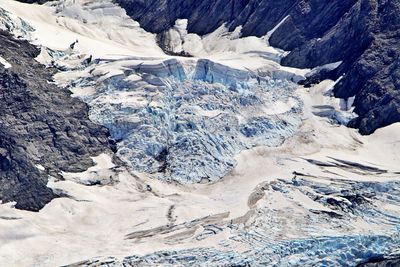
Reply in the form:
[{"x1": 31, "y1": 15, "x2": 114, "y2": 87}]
[{"x1": 0, "y1": 0, "x2": 399, "y2": 266}]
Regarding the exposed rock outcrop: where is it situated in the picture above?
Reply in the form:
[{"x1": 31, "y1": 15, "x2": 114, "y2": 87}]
[
  {"x1": 358, "y1": 257, "x2": 400, "y2": 267},
  {"x1": 15, "y1": 0, "x2": 52, "y2": 3},
  {"x1": 0, "y1": 31, "x2": 113, "y2": 211}
]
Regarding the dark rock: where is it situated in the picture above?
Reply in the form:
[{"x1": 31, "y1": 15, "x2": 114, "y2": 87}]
[
  {"x1": 14, "y1": 0, "x2": 53, "y2": 3},
  {"x1": 156, "y1": 32, "x2": 193, "y2": 57},
  {"x1": 115, "y1": 0, "x2": 249, "y2": 36},
  {"x1": 299, "y1": 68, "x2": 338, "y2": 88},
  {"x1": 0, "y1": 31, "x2": 112, "y2": 211},
  {"x1": 358, "y1": 256, "x2": 400, "y2": 267}
]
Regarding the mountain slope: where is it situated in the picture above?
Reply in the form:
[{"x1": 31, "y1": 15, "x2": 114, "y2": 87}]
[
  {"x1": 117, "y1": 0, "x2": 400, "y2": 134},
  {"x1": 0, "y1": 30, "x2": 113, "y2": 211},
  {"x1": 0, "y1": 1, "x2": 399, "y2": 266}
]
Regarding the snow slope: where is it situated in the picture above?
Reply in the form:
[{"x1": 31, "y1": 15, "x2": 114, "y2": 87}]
[
  {"x1": 0, "y1": 56, "x2": 11, "y2": 68},
  {"x1": 0, "y1": 0, "x2": 399, "y2": 266}
]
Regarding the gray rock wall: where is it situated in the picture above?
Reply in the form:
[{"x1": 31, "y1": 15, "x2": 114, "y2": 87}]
[{"x1": 0, "y1": 31, "x2": 113, "y2": 211}]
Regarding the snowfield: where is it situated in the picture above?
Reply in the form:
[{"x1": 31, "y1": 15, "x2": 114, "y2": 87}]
[{"x1": 0, "y1": 0, "x2": 399, "y2": 266}]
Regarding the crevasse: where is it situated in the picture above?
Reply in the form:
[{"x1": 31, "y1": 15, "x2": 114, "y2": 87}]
[{"x1": 72, "y1": 58, "x2": 302, "y2": 183}]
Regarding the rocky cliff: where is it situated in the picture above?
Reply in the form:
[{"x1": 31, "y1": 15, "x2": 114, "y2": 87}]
[{"x1": 0, "y1": 30, "x2": 113, "y2": 211}]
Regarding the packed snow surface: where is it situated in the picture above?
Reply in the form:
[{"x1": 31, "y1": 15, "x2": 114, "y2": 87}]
[
  {"x1": 0, "y1": 56, "x2": 11, "y2": 68},
  {"x1": 0, "y1": 0, "x2": 399, "y2": 266}
]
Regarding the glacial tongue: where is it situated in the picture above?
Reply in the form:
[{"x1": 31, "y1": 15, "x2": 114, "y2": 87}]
[{"x1": 62, "y1": 57, "x2": 302, "y2": 183}]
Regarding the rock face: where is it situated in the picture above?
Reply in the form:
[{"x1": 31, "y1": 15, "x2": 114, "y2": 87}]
[
  {"x1": 358, "y1": 257, "x2": 400, "y2": 267},
  {"x1": 0, "y1": 31, "x2": 113, "y2": 211},
  {"x1": 117, "y1": 0, "x2": 400, "y2": 135},
  {"x1": 15, "y1": 0, "x2": 51, "y2": 3}
]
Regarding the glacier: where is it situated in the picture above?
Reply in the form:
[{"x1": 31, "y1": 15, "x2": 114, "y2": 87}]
[
  {"x1": 0, "y1": 1, "x2": 399, "y2": 266},
  {"x1": 88, "y1": 232, "x2": 400, "y2": 266},
  {"x1": 57, "y1": 56, "x2": 303, "y2": 183}
]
